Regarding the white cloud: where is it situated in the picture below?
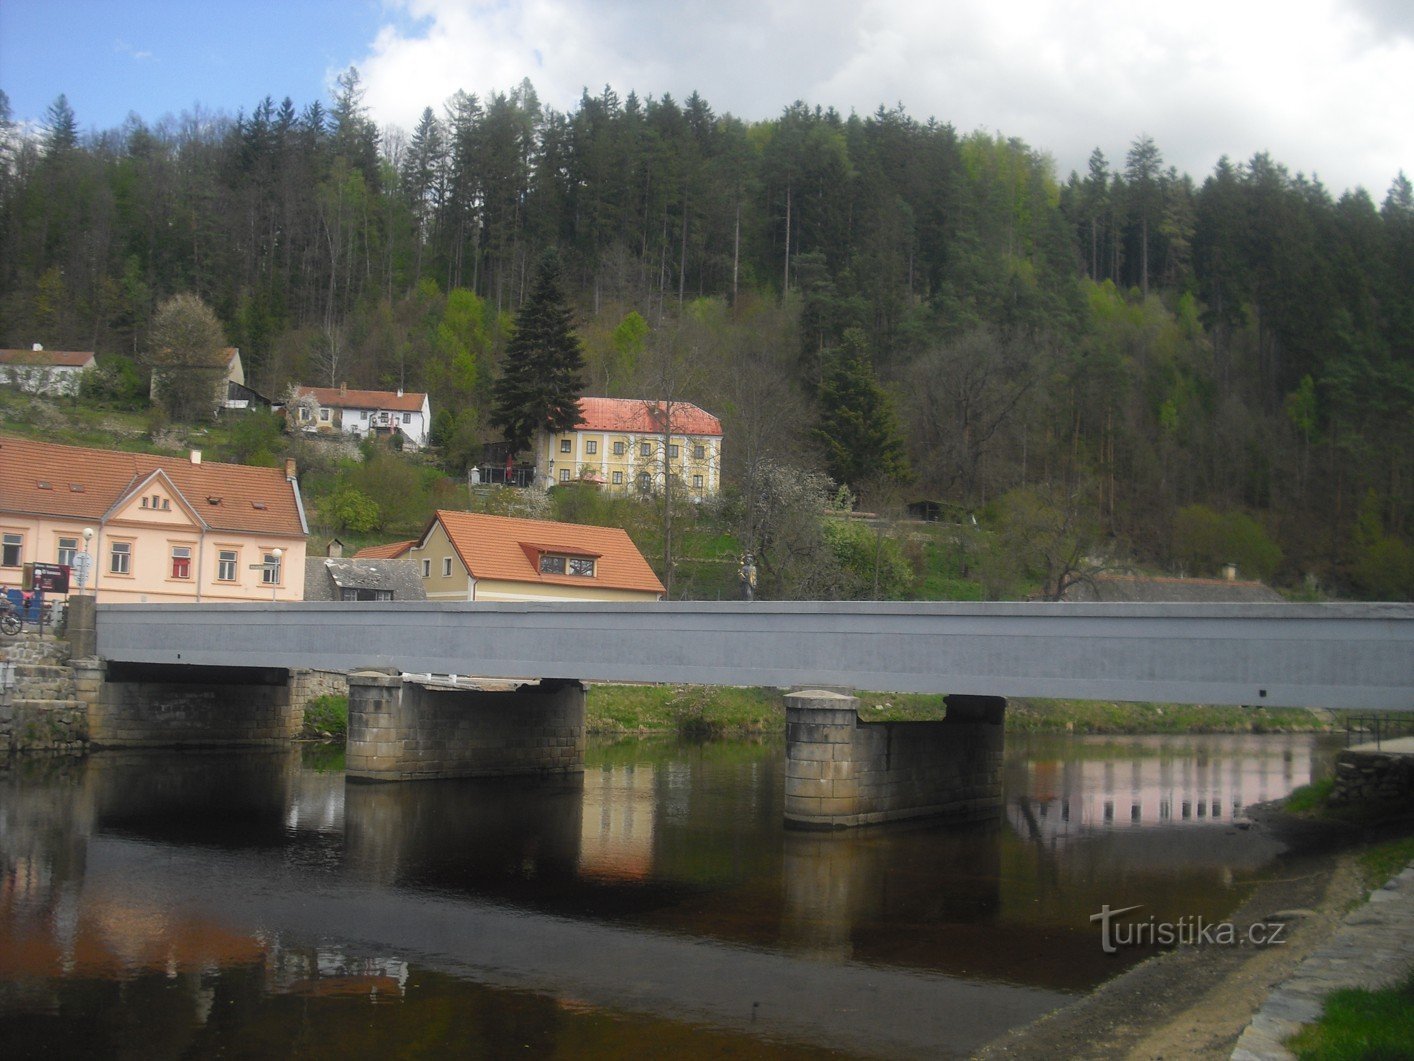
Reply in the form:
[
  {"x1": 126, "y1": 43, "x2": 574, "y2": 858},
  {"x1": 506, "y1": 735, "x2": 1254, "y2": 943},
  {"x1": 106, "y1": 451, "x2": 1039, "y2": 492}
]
[{"x1": 356, "y1": 0, "x2": 1413, "y2": 195}]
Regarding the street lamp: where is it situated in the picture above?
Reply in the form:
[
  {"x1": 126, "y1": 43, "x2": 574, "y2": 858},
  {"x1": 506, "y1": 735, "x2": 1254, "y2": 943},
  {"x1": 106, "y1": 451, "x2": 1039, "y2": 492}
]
[
  {"x1": 270, "y1": 548, "x2": 283, "y2": 602},
  {"x1": 77, "y1": 527, "x2": 94, "y2": 595}
]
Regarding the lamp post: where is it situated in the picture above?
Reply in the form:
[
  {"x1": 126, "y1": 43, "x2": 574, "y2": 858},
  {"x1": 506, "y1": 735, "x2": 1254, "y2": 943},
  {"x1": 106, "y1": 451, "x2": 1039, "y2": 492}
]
[
  {"x1": 77, "y1": 527, "x2": 94, "y2": 595},
  {"x1": 270, "y1": 547, "x2": 283, "y2": 602}
]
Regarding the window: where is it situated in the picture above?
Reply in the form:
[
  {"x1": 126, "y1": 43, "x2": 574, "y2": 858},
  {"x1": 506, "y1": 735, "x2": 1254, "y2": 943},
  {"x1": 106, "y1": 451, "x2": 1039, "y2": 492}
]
[
  {"x1": 640, "y1": 441, "x2": 653, "y2": 457},
  {"x1": 637, "y1": 471, "x2": 652, "y2": 492},
  {"x1": 612, "y1": 471, "x2": 623, "y2": 485},
  {"x1": 319, "y1": 408, "x2": 330, "y2": 422},
  {"x1": 559, "y1": 469, "x2": 570, "y2": 482},
  {"x1": 613, "y1": 441, "x2": 625, "y2": 456},
  {"x1": 402, "y1": 412, "x2": 411, "y2": 424},
  {"x1": 170, "y1": 546, "x2": 192, "y2": 580},
  {"x1": 262, "y1": 552, "x2": 282, "y2": 585},
  {"x1": 421, "y1": 559, "x2": 431, "y2": 577},
  {"x1": 299, "y1": 406, "x2": 311, "y2": 422},
  {"x1": 361, "y1": 410, "x2": 368, "y2": 420},
  {"x1": 693, "y1": 474, "x2": 704, "y2": 489},
  {"x1": 2, "y1": 533, "x2": 21, "y2": 567},
  {"x1": 57, "y1": 537, "x2": 78, "y2": 567},
  {"x1": 341, "y1": 588, "x2": 393, "y2": 601},
  {"x1": 693, "y1": 444, "x2": 706, "y2": 460},
  {"x1": 539, "y1": 555, "x2": 566, "y2": 575},
  {"x1": 560, "y1": 439, "x2": 572, "y2": 453},
  {"x1": 442, "y1": 557, "x2": 453, "y2": 577},
  {"x1": 217, "y1": 550, "x2": 238, "y2": 581},
  {"x1": 568, "y1": 557, "x2": 596, "y2": 577},
  {"x1": 110, "y1": 541, "x2": 131, "y2": 575},
  {"x1": 585, "y1": 440, "x2": 597, "y2": 455},
  {"x1": 667, "y1": 444, "x2": 679, "y2": 459},
  {"x1": 538, "y1": 554, "x2": 595, "y2": 577}
]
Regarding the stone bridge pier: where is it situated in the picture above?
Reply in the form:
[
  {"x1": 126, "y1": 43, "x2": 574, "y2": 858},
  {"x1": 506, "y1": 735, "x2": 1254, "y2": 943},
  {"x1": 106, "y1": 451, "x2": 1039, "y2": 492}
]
[
  {"x1": 784, "y1": 690, "x2": 1006, "y2": 828},
  {"x1": 346, "y1": 672, "x2": 586, "y2": 782}
]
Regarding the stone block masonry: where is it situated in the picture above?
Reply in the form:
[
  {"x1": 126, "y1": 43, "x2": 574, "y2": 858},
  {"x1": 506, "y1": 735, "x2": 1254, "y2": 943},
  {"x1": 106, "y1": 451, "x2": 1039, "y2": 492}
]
[
  {"x1": 346, "y1": 673, "x2": 586, "y2": 782},
  {"x1": 84, "y1": 661, "x2": 301, "y2": 747},
  {"x1": 784, "y1": 690, "x2": 1005, "y2": 829}
]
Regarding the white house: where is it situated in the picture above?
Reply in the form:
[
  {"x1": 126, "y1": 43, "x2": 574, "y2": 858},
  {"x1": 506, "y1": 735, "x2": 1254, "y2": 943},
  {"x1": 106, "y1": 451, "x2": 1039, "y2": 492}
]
[
  {"x1": 294, "y1": 384, "x2": 432, "y2": 449},
  {"x1": 0, "y1": 346, "x2": 96, "y2": 396}
]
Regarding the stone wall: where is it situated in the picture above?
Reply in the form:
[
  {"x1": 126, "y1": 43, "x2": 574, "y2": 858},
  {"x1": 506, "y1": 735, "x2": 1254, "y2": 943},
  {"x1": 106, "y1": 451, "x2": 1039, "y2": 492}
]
[
  {"x1": 1331, "y1": 748, "x2": 1414, "y2": 808},
  {"x1": 1, "y1": 632, "x2": 87, "y2": 753},
  {"x1": 784, "y1": 690, "x2": 1005, "y2": 829},
  {"x1": 347, "y1": 672, "x2": 585, "y2": 782},
  {"x1": 289, "y1": 668, "x2": 349, "y2": 706},
  {"x1": 86, "y1": 662, "x2": 300, "y2": 747}
]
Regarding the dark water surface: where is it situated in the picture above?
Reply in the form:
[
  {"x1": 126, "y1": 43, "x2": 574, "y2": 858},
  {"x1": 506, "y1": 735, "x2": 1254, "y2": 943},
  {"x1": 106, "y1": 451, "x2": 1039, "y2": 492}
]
[{"x1": 0, "y1": 731, "x2": 1336, "y2": 1058}]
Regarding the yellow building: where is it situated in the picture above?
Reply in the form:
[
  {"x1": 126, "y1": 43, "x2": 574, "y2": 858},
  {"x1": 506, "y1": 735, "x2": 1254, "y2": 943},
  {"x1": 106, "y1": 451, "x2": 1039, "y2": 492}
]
[
  {"x1": 533, "y1": 397, "x2": 722, "y2": 497},
  {"x1": 360, "y1": 509, "x2": 664, "y2": 603},
  {"x1": 0, "y1": 435, "x2": 307, "y2": 603}
]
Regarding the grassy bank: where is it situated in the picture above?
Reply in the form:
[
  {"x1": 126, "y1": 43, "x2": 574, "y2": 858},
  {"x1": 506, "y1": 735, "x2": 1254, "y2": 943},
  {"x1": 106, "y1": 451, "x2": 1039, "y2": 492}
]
[{"x1": 584, "y1": 684, "x2": 1333, "y2": 737}]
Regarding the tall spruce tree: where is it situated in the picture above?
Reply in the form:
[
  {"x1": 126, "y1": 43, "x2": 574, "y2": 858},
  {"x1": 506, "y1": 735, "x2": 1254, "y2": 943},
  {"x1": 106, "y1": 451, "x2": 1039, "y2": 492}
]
[
  {"x1": 491, "y1": 251, "x2": 586, "y2": 454},
  {"x1": 813, "y1": 328, "x2": 909, "y2": 493}
]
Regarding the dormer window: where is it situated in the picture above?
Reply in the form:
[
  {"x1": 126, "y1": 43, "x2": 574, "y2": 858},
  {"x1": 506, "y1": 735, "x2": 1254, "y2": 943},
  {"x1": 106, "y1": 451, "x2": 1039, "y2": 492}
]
[{"x1": 538, "y1": 554, "x2": 596, "y2": 577}]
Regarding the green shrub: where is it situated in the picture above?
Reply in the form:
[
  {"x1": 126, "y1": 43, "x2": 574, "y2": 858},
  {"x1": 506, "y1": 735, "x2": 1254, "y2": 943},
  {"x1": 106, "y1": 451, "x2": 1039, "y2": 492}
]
[{"x1": 302, "y1": 694, "x2": 348, "y2": 737}]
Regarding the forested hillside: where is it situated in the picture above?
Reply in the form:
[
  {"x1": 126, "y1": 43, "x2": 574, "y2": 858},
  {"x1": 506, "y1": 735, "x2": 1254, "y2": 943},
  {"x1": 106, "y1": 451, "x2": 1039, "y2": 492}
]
[{"x1": 1, "y1": 73, "x2": 1410, "y2": 598}]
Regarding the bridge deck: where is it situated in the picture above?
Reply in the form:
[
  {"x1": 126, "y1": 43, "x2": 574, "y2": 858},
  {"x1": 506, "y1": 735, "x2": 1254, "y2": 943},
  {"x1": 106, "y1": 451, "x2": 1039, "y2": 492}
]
[{"x1": 94, "y1": 601, "x2": 1414, "y2": 711}]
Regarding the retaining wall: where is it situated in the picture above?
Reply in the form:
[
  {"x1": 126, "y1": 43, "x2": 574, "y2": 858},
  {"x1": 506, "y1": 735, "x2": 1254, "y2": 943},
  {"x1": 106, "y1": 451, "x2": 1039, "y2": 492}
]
[
  {"x1": 784, "y1": 690, "x2": 1005, "y2": 828},
  {"x1": 1331, "y1": 747, "x2": 1414, "y2": 808}
]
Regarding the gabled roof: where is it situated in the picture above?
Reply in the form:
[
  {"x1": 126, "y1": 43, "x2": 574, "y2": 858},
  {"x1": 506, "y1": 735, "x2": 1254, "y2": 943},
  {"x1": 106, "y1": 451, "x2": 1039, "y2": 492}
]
[
  {"x1": 0, "y1": 435, "x2": 304, "y2": 537},
  {"x1": 298, "y1": 385, "x2": 428, "y2": 413},
  {"x1": 0, "y1": 349, "x2": 95, "y2": 369},
  {"x1": 354, "y1": 540, "x2": 416, "y2": 559},
  {"x1": 575, "y1": 397, "x2": 722, "y2": 437},
  {"x1": 303, "y1": 557, "x2": 428, "y2": 601},
  {"x1": 424, "y1": 509, "x2": 664, "y2": 595}
]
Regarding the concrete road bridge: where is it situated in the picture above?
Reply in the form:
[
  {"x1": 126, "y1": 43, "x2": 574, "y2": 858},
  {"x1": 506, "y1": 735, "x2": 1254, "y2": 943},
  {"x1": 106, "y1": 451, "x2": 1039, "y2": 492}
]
[{"x1": 83, "y1": 600, "x2": 1414, "y2": 828}]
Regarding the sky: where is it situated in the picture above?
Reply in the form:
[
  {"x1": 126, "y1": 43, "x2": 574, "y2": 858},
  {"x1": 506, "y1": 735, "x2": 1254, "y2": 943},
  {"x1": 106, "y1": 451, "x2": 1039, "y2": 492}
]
[{"x1": 1, "y1": 0, "x2": 1410, "y2": 197}]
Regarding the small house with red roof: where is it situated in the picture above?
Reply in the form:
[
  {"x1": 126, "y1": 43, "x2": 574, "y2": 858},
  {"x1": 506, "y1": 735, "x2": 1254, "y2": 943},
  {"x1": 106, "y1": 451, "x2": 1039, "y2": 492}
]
[
  {"x1": 0, "y1": 435, "x2": 308, "y2": 604},
  {"x1": 358, "y1": 509, "x2": 664, "y2": 603},
  {"x1": 0, "y1": 346, "x2": 96, "y2": 397},
  {"x1": 294, "y1": 383, "x2": 431, "y2": 449},
  {"x1": 532, "y1": 396, "x2": 722, "y2": 498}
]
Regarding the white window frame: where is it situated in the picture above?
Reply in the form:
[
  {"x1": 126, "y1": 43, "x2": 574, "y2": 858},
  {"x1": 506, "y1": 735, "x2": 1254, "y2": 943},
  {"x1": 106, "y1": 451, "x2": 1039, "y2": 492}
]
[{"x1": 442, "y1": 556, "x2": 452, "y2": 577}]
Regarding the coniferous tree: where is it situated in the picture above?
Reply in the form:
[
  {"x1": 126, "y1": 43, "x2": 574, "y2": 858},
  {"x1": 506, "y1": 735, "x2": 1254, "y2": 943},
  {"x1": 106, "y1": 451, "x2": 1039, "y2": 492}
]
[
  {"x1": 490, "y1": 251, "x2": 585, "y2": 454},
  {"x1": 813, "y1": 328, "x2": 909, "y2": 494}
]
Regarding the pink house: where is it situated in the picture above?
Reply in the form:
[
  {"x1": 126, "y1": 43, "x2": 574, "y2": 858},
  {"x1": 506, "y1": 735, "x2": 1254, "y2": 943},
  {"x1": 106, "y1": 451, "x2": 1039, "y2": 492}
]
[{"x1": 0, "y1": 435, "x2": 308, "y2": 603}]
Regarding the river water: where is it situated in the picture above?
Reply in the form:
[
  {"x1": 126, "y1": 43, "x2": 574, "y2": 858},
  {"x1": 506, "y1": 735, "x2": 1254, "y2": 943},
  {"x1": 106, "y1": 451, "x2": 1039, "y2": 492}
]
[{"x1": 0, "y1": 731, "x2": 1336, "y2": 1058}]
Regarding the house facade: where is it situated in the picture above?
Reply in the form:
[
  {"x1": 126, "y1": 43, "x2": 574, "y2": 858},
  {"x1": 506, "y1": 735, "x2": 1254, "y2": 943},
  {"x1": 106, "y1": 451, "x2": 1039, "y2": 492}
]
[
  {"x1": 532, "y1": 397, "x2": 722, "y2": 498},
  {"x1": 360, "y1": 509, "x2": 664, "y2": 603},
  {"x1": 294, "y1": 384, "x2": 431, "y2": 449},
  {"x1": 0, "y1": 436, "x2": 308, "y2": 604},
  {"x1": 0, "y1": 346, "x2": 96, "y2": 396}
]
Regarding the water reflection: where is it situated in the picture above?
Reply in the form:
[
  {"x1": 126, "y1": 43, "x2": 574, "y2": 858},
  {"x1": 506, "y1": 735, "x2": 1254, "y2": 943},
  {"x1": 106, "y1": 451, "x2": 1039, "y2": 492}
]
[{"x1": 1, "y1": 732, "x2": 1334, "y2": 1059}]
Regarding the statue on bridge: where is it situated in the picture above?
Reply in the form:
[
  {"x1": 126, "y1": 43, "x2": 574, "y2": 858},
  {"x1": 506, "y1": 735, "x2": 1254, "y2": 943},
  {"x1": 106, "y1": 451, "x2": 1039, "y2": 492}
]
[{"x1": 738, "y1": 554, "x2": 757, "y2": 602}]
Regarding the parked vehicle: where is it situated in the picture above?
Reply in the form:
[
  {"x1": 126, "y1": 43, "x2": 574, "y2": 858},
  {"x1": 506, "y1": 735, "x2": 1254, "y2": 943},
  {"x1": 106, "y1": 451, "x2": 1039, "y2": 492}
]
[{"x1": 0, "y1": 599, "x2": 20, "y2": 637}]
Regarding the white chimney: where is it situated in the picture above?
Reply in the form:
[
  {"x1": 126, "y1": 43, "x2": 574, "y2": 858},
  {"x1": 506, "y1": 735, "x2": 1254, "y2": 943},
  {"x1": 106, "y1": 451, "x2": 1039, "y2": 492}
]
[{"x1": 190, "y1": 449, "x2": 202, "y2": 465}]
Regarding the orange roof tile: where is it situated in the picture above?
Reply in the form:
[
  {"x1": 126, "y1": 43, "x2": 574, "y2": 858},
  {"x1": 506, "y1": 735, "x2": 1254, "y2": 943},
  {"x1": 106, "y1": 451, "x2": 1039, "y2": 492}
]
[
  {"x1": 299, "y1": 386, "x2": 428, "y2": 413},
  {"x1": 0, "y1": 349, "x2": 95, "y2": 368},
  {"x1": 354, "y1": 540, "x2": 416, "y2": 559},
  {"x1": 575, "y1": 397, "x2": 721, "y2": 437},
  {"x1": 427, "y1": 509, "x2": 664, "y2": 595},
  {"x1": 0, "y1": 435, "x2": 304, "y2": 537}
]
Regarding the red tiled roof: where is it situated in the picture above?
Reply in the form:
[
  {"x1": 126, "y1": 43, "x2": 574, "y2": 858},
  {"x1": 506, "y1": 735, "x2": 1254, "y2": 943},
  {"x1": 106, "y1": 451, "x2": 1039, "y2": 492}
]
[
  {"x1": 575, "y1": 397, "x2": 721, "y2": 437},
  {"x1": 0, "y1": 435, "x2": 304, "y2": 536},
  {"x1": 299, "y1": 386, "x2": 427, "y2": 413},
  {"x1": 354, "y1": 540, "x2": 416, "y2": 559},
  {"x1": 428, "y1": 509, "x2": 664, "y2": 595},
  {"x1": 0, "y1": 349, "x2": 95, "y2": 368}
]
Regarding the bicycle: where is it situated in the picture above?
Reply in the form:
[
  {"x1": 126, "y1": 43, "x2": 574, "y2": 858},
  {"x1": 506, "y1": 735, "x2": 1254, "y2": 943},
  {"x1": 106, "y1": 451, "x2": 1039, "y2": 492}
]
[{"x1": 0, "y1": 600, "x2": 20, "y2": 636}]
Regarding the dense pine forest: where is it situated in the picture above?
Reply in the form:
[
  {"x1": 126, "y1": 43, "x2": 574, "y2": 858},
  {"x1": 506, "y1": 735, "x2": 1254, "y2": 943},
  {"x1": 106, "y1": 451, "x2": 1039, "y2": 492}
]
[{"x1": 1, "y1": 72, "x2": 1411, "y2": 599}]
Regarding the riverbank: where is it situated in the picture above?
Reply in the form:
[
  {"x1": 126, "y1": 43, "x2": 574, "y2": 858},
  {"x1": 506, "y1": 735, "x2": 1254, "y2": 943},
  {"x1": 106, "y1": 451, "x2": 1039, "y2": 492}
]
[
  {"x1": 976, "y1": 804, "x2": 1414, "y2": 1060},
  {"x1": 583, "y1": 684, "x2": 1335, "y2": 737}
]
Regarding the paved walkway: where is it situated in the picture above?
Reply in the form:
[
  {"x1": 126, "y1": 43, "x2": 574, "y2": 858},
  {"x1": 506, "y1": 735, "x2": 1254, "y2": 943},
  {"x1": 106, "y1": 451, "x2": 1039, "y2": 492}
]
[{"x1": 1231, "y1": 858, "x2": 1414, "y2": 1059}]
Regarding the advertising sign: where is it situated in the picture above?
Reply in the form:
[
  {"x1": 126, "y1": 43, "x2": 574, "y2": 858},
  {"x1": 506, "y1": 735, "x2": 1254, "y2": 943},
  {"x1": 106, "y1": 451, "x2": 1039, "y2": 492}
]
[{"x1": 23, "y1": 562, "x2": 70, "y2": 594}]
